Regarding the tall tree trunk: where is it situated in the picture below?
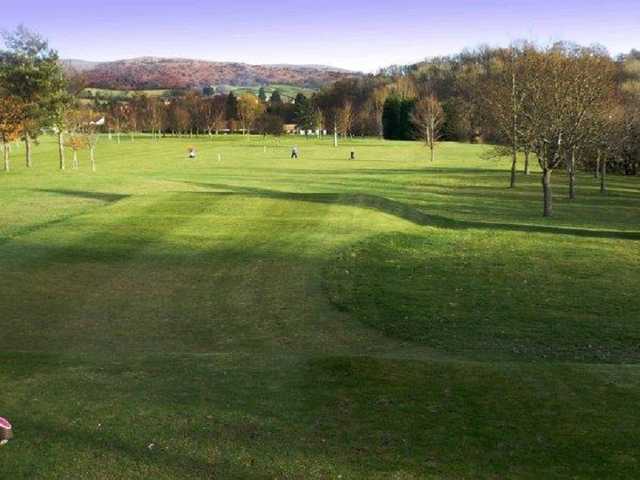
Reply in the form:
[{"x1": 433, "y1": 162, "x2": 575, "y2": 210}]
[
  {"x1": 90, "y1": 147, "x2": 96, "y2": 172},
  {"x1": 25, "y1": 133, "x2": 32, "y2": 168},
  {"x1": 3, "y1": 144, "x2": 9, "y2": 172},
  {"x1": 333, "y1": 120, "x2": 338, "y2": 148},
  {"x1": 510, "y1": 148, "x2": 517, "y2": 188},
  {"x1": 594, "y1": 150, "x2": 600, "y2": 179},
  {"x1": 569, "y1": 148, "x2": 577, "y2": 200},
  {"x1": 58, "y1": 131, "x2": 65, "y2": 170},
  {"x1": 542, "y1": 169, "x2": 553, "y2": 217},
  {"x1": 524, "y1": 148, "x2": 530, "y2": 175},
  {"x1": 510, "y1": 61, "x2": 518, "y2": 188},
  {"x1": 600, "y1": 157, "x2": 607, "y2": 194},
  {"x1": 72, "y1": 149, "x2": 78, "y2": 169}
]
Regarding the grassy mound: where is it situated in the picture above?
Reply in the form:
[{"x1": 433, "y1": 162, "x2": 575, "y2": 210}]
[{"x1": 325, "y1": 231, "x2": 640, "y2": 363}]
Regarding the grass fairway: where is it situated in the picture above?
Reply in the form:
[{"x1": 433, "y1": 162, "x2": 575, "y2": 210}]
[{"x1": 1, "y1": 135, "x2": 639, "y2": 479}]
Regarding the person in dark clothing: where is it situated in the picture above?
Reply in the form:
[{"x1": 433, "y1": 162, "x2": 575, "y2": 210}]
[{"x1": 291, "y1": 146, "x2": 299, "y2": 159}]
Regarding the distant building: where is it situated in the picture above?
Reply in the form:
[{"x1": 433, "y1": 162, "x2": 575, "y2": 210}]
[
  {"x1": 282, "y1": 124, "x2": 327, "y2": 136},
  {"x1": 283, "y1": 124, "x2": 298, "y2": 134}
]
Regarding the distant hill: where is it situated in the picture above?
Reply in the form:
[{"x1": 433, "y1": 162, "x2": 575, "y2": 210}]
[
  {"x1": 62, "y1": 59, "x2": 102, "y2": 72},
  {"x1": 63, "y1": 57, "x2": 361, "y2": 91}
]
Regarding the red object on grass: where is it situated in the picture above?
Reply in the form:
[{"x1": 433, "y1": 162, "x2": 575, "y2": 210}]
[{"x1": 0, "y1": 417, "x2": 13, "y2": 442}]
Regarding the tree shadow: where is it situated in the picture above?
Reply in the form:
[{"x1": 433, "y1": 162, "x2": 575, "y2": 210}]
[
  {"x1": 0, "y1": 190, "x2": 130, "y2": 246},
  {"x1": 410, "y1": 182, "x2": 640, "y2": 207},
  {"x1": 185, "y1": 182, "x2": 640, "y2": 241},
  {"x1": 36, "y1": 189, "x2": 130, "y2": 204},
  {"x1": 6, "y1": 416, "x2": 269, "y2": 479}
]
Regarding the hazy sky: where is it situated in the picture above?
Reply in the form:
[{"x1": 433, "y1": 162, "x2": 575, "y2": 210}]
[{"x1": 2, "y1": 0, "x2": 639, "y2": 71}]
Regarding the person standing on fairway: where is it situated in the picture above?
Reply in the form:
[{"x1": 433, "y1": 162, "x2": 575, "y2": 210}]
[{"x1": 291, "y1": 146, "x2": 299, "y2": 159}]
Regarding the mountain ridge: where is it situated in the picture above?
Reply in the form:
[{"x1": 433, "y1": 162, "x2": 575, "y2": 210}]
[{"x1": 63, "y1": 57, "x2": 360, "y2": 90}]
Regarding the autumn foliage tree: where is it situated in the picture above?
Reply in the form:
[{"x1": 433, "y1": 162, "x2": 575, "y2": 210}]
[
  {"x1": 0, "y1": 96, "x2": 25, "y2": 172},
  {"x1": 64, "y1": 107, "x2": 95, "y2": 169},
  {"x1": 237, "y1": 93, "x2": 264, "y2": 135},
  {"x1": 0, "y1": 26, "x2": 67, "y2": 168}
]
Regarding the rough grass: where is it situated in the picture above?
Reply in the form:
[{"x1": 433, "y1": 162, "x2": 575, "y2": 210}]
[{"x1": 1, "y1": 135, "x2": 639, "y2": 479}]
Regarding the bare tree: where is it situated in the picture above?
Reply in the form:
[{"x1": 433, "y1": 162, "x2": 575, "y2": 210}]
[
  {"x1": 200, "y1": 98, "x2": 218, "y2": 137},
  {"x1": 336, "y1": 100, "x2": 354, "y2": 139},
  {"x1": 518, "y1": 46, "x2": 616, "y2": 216},
  {"x1": 483, "y1": 46, "x2": 528, "y2": 187},
  {"x1": 390, "y1": 76, "x2": 417, "y2": 100},
  {"x1": 371, "y1": 85, "x2": 389, "y2": 139},
  {"x1": 108, "y1": 101, "x2": 128, "y2": 144},
  {"x1": 148, "y1": 97, "x2": 165, "y2": 140},
  {"x1": 51, "y1": 69, "x2": 86, "y2": 170},
  {"x1": 212, "y1": 100, "x2": 226, "y2": 136},
  {"x1": 411, "y1": 95, "x2": 445, "y2": 162}
]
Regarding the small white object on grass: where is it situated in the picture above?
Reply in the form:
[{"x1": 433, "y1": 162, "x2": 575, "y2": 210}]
[{"x1": 217, "y1": 153, "x2": 222, "y2": 162}]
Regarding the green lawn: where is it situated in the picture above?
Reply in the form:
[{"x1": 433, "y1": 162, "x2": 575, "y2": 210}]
[
  {"x1": 216, "y1": 84, "x2": 316, "y2": 100},
  {"x1": 81, "y1": 88, "x2": 172, "y2": 99},
  {"x1": 81, "y1": 84, "x2": 314, "y2": 101},
  {"x1": 1, "y1": 135, "x2": 639, "y2": 479}
]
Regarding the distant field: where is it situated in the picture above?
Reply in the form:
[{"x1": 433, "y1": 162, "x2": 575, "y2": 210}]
[
  {"x1": 81, "y1": 83, "x2": 314, "y2": 100},
  {"x1": 81, "y1": 88, "x2": 172, "y2": 99},
  {"x1": 223, "y1": 84, "x2": 316, "y2": 100},
  {"x1": 1, "y1": 136, "x2": 639, "y2": 479}
]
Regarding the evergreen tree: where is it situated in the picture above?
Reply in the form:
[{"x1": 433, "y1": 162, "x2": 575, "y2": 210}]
[
  {"x1": 258, "y1": 86, "x2": 267, "y2": 103},
  {"x1": 225, "y1": 91, "x2": 238, "y2": 120},
  {"x1": 270, "y1": 89, "x2": 283, "y2": 107},
  {"x1": 294, "y1": 93, "x2": 310, "y2": 127},
  {"x1": 382, "y1": 96, "x2": 415, "y2": 140}
]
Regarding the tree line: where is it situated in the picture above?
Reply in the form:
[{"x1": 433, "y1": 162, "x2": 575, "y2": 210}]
[
  {"x1": 313, "y1": 42, "x2": 640, "y2": 216},
  {"x1": 1, "y1": 27, "x2": 638, "y2": 216}
]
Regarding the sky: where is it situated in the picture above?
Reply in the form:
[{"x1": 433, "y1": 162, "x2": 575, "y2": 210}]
[{"x1": 2, "y1": 0, "x2": 639, "y2": 72}]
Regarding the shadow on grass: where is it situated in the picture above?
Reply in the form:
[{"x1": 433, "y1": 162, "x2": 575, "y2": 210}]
[
  {"x1": 37, "y1": 189, "x2": 130, "y2": 204},
  {"x1": 243, "y1": 167, "x2": 506, "y2": 176},
  {"x1": 410, "y1": 182, "x2": 640, "y2": 207},
  {"x1": 9, "y1": 417, "x2": 266, "y2": 479},
  {"x1": 0, "y1": 190, "x2": 130, "y2": 246},
  {"x1": 5, "y1": 353, "x2": 640, "y2": 479},
  {"x1": 185, "y1": 182, "x2": 640, "y2": 241}
]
